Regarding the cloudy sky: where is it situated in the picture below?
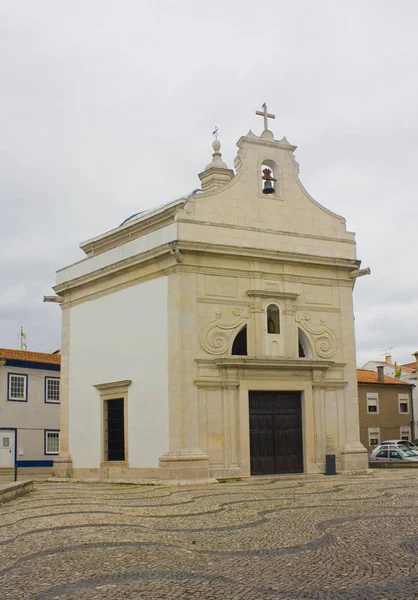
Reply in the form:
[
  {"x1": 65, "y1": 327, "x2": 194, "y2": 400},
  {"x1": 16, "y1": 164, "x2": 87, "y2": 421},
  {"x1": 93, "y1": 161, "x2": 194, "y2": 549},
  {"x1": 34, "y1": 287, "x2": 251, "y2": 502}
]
[{"x1": 0, "y1": 0, "x2": 417, "y2": 367}]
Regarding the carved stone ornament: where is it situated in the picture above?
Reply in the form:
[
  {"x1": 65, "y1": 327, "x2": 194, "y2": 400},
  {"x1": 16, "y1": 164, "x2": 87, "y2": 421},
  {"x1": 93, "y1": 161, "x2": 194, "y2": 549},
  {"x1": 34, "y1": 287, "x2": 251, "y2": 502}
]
[
  {"x1": 200, "y1": 307, "x2": 250, "y2": 355},
  {"x1": 295, "y1": 311, "x2": 337, "y2": 359}
]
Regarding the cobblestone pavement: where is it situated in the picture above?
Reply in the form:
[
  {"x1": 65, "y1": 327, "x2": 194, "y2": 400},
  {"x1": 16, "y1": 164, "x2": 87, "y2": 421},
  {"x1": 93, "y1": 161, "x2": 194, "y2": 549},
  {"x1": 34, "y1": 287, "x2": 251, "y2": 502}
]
[{"x1": 1, "y1": 471, "x2": 418, "y2": 599}]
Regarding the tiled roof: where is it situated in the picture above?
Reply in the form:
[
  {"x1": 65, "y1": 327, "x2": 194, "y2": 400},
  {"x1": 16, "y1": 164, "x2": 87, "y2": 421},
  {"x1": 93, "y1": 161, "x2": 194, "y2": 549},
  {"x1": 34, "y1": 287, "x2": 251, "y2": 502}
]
[
  {"x1": 0, "y1": 348, "x2": 61, "y2": 365},
  {"x1": 357, "y1": 369, "x2": 410, "y2": 385},
  {"x1": 401, "y1": 361, "x2": 417, "y2": 370}
]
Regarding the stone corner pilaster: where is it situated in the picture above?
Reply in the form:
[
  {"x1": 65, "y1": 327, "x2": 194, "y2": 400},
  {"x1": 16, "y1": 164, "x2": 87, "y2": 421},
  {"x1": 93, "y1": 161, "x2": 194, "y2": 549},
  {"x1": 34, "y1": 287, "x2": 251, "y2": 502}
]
[
  {"x1": 339, "y1": 442, "x2": 369, "y2": 473},
  {"x1": 53, "y1": 453, "x2": 73, "y2": 479},
  {"x1": 159, "y1": 448, "x2": 214, "y2": 483}
]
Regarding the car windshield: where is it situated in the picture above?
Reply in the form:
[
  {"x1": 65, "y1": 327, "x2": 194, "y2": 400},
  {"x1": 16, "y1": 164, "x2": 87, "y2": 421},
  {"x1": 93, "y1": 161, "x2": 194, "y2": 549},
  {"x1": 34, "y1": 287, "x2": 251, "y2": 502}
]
[{"x1": 400, "y1": 449, "x2": 416, "y2": 457}]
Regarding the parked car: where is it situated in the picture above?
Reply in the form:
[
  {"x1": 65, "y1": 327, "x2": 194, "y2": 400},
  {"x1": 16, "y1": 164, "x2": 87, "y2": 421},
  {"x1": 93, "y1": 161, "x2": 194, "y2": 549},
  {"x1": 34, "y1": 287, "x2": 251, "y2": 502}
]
[
  {"x1": 381, "y1": 439, "x2": 418, "y2": 450},
  {"x1": 370, "y1": 444, "x2": 418, "y2": 462}
]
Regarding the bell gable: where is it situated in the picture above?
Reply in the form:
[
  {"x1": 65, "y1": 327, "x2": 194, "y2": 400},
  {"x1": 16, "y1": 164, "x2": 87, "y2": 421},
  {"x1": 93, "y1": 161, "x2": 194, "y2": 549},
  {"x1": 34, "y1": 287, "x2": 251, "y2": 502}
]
[{"x1": 178, "y1": 130, "x2": 356, "y2": 262}]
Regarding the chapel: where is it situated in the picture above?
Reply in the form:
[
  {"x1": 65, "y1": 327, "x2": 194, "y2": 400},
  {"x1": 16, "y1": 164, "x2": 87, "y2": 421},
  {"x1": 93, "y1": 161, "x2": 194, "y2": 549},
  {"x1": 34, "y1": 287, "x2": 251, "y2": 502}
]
[{"x1": 51, "y1": 105, "x2": 369, "y2": 482}]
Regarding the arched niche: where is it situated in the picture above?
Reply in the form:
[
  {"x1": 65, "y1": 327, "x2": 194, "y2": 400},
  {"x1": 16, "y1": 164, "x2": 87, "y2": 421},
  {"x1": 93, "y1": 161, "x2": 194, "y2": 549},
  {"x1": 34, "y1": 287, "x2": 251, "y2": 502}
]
[
  {"x1": 231, "y1": 325, "x2": 247, "y2": 356},
  {"x1": 298, "y1": 328, "x2": 312, "y2": 359},
  {"x1": 260, "y1": 159, "x2": 279, "y2": 196},
  {"x1": 266, "y1": 303, "x2": 281, "y2": 334}
]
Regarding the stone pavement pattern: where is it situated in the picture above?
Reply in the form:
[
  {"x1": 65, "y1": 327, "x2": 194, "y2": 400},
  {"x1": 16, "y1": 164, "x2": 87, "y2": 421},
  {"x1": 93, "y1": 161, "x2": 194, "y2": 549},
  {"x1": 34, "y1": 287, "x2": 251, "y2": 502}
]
[{"x1": 0, "y1": 471, "x2": 418, "y2": 599}]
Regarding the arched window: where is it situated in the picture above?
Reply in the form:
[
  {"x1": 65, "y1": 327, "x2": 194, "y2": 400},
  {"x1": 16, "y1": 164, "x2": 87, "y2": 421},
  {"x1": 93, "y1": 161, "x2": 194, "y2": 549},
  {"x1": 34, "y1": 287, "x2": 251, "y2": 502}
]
[
  {"x1": 299, "y1": 340, "x2": 306, "y2": 358},
  {"x1": 231, "y1": 325, "x2": 247, "y2": 356},
  {"x1": 267, "y1": 304, "x2": 280, "y2": 334},
  {"x1": 298, "y1": 328, "x2": 311, "y2": 358},
  {"x1": 260, "y1": 159, "x2": 279, "y2": 196}
]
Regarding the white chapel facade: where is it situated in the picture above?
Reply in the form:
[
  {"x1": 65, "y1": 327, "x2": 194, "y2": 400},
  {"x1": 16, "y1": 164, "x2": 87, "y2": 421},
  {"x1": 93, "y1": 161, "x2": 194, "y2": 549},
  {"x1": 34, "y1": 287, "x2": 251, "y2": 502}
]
[{"x1": 51, "y1": 106, "x2": 369, "y2": 481}]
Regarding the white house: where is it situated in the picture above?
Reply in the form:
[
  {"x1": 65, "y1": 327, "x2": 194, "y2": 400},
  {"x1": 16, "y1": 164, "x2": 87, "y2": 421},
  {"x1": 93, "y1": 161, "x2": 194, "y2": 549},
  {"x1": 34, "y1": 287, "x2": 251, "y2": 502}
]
[{"x1": 0, "y1": 348, "x2": 60, "y2": 477}]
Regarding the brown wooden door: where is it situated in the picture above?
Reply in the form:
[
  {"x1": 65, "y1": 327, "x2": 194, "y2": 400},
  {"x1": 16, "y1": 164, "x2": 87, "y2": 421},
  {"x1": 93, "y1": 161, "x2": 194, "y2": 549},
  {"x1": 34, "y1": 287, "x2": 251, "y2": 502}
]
[{"x1": 249, "y1": 391, "x2": 303, "y2": 475}]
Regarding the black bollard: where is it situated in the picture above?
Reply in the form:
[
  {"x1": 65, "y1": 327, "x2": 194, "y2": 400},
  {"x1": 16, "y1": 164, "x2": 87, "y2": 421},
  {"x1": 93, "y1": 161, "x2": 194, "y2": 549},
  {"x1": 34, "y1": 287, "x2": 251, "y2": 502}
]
[{"x1": 325, "y1": 454, "x2": 336, "y2": 476}]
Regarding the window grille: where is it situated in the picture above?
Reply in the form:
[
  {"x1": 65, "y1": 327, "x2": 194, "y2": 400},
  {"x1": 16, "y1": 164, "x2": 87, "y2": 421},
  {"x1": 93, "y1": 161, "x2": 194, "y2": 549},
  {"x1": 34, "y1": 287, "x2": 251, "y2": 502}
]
[
  {"x1": 9, "y1": 374, "x2": 27, "y2": 400},
  {"x1": 45, "y1": 431, "x2": 60, "y2": 454},
  {"x1": 46, "y1": 378, "x2": 60, "y2": 402}
]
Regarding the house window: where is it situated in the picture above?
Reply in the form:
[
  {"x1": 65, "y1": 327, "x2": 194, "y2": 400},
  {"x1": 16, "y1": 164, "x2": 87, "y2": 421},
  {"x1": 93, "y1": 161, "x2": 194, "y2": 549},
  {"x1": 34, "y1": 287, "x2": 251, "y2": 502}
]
[
  {"x1": 368, "y1": 428, "x2": 380, "y2": 447},
  {"x1": 104, "y1": 399, "x2": 125, "y2": 461},
  {"x1": 45, "y1": 377, "x2": 60, "y2": 403},
  {"x1": 398, "y1": 394, "x2": 409, "y2": 414},
  {"x1": 8, "y1": 373, "x2": 28, "y2": 402},
  {"x1": 400, "y1": 426, "x2": 411, "y2": 442},
  {"x1": 45, "y1": 431, "x2": 60, "y2": 454},
  {"x1": 366, "y1": 393, "x2": 379, "y2": 413},
  {"x1": 267, "y1": 304, "x2": 280, "y2": 334}
]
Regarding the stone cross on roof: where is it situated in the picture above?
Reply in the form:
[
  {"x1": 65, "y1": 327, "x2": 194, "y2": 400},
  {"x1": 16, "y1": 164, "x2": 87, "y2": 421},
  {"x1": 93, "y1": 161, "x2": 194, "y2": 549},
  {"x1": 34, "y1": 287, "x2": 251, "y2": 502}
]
[{"x1": 256, "y1": 103, "x2": 275, "y2": 131}]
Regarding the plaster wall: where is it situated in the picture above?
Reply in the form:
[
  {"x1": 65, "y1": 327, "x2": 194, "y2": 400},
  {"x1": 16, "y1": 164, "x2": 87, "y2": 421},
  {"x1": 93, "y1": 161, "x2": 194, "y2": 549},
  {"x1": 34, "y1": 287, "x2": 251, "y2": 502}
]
[
  {"x1": 68, "y1": 277, "x2": 169, "y2": 469},
  {"x1": 0, "y1": 366, "x2": 60, "y2": 463},
  {"x1": 0, "y1": 366, "x2": 60, "y2": 430}
]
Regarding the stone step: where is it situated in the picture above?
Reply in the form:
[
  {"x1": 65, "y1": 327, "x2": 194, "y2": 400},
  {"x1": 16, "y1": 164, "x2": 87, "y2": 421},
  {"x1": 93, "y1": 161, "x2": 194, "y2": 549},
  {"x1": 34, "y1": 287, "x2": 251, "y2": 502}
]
[{"x1": 0, "y1": 467, "x2": 52, "y2": 483}]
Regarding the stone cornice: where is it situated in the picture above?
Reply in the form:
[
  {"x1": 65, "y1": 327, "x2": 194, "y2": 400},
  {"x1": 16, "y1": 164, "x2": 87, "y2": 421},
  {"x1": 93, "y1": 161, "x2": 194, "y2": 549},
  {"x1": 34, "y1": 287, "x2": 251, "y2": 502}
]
[
  {"x1": 54, "y1": 243, "x2": 175, "y2": 295},
  {"x1": 196, "y1": 357, "x2": 335, "y2": 370},
  {"x1": 194, "y1": 379, "x2": 240, "y2": 389},
  {"x1": 80, "y1": 202, "x2": 183, "y2": 257},
  {"x1": 177, "y1": 218, "x2": 355, "y2": 246},
  {"x1": 246, "y1": 290, "x2": 299, "y2": 300},
  {"x1": 237, "y1": 135, "x2": 297, "y2": 152},
  {"x1": 311, "y1": 381, "x2": 348, "y2": 389},
  {"x1": 93, "y1": 380, "x2": 132, "y2": 391},
  {"x1": 54, "y1": 239, "x2": 358, "y2": 297},
  {"x1": 179, "y1": 241, "x2": 359, "y2": 270}
]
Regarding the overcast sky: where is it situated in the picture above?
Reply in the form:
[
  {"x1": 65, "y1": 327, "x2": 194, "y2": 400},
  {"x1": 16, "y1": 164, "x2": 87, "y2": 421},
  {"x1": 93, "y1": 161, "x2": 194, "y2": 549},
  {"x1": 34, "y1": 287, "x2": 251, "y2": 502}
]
[{"x1": 0, "y1": 0, "x2": 417, "y2": 367}]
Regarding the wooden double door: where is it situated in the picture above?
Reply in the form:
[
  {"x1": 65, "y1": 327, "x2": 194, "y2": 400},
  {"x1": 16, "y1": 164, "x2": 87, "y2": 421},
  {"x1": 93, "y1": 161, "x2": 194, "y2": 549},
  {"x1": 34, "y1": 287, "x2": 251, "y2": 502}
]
[{"x1": 249, "y1": 391, "x2": 303, "y2": 475}]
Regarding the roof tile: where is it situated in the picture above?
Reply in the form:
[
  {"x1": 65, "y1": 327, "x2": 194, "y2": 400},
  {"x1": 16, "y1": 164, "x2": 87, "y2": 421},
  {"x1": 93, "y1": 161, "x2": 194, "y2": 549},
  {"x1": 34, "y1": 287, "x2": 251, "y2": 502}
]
[
  {"x1": 0, "y1": 348, "x2": 60, "y2": 365},
  {"x1": 357, "y1": 369, "x2": 410, "y2": 385}
]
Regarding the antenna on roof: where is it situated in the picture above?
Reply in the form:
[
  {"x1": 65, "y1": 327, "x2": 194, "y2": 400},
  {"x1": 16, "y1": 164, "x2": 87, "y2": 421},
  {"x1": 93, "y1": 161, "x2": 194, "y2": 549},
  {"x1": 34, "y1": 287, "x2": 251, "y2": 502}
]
[
  {"x1": 378, "y1": 347, "x2": 393, "y2": 356},
  {"x1": 20, "y1": 326, "x2": 27, "y2": 351},
  {"x1": 378, "y1": 347, "x2": 394, "y2": 365}
]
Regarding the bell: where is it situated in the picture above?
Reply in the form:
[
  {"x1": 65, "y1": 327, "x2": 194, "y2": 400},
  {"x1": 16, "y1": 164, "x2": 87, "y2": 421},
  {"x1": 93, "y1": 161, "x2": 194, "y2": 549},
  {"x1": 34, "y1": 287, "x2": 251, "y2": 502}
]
[
  {"x1": 261, "y1": 167, "x2": 277, "y2": 195},
  {"x1": 262, "y1": 179, "x2": 275, "y2": 194}
]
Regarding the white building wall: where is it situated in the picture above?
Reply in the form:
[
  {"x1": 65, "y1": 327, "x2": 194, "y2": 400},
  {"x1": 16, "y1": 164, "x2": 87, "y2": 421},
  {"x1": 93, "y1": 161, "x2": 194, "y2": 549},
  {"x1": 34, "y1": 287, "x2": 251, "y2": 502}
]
[{"x1": 68, "y1": 277, "x2": 169, "y2": 469}]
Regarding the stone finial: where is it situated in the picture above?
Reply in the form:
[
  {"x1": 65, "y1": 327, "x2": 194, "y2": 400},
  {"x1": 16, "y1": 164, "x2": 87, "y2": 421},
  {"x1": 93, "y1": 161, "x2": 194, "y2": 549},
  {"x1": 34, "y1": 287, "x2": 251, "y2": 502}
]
[
  {"x1": 198, "y1": 131, "x2": 234, "y2": 192},
  {"x1": 205, "y1": 137, "x2": 229, "y2": 171}
]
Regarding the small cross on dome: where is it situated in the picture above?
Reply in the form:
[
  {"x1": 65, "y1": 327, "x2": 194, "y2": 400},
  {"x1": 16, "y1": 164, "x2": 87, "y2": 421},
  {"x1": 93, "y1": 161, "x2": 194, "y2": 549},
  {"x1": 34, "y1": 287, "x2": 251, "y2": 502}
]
[{"x1": 256, "y1": 103, "x2": 275, "y2": 132}]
